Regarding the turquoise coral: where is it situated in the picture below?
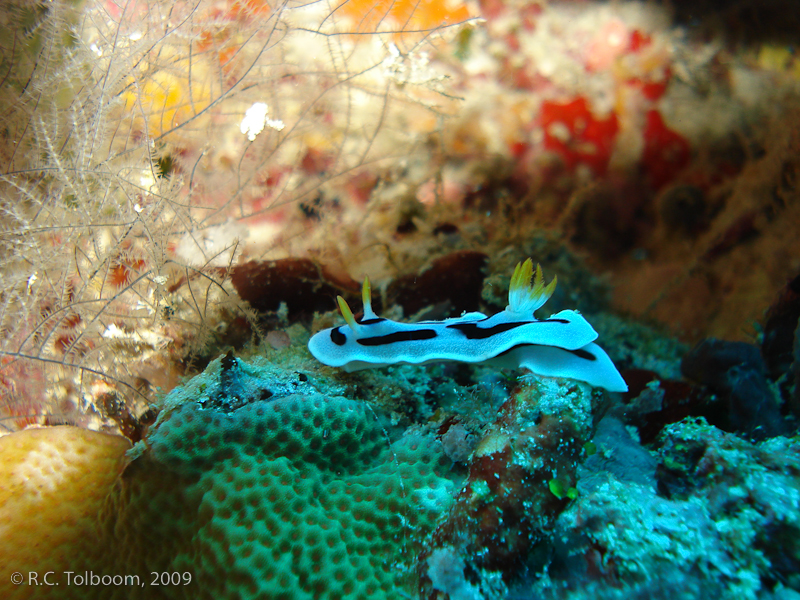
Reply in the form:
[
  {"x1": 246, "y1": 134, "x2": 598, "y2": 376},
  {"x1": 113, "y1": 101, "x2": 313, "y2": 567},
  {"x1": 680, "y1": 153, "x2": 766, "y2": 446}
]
[{"x1": 132, "y1": 354, "x2": 461, "y2": 599}]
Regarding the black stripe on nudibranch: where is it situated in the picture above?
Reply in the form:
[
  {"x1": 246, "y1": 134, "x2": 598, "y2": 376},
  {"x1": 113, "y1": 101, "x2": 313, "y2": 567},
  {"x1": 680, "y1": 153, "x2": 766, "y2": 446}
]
[
  {"x1": 357, "y1": 329, "x2": 437, "y2": 346},
  {"x1": 357, "y1": 317, "x2": 386, "y2": 325},
  {"x1": 495, "y1": 343, "x2": 597, "y2": 361},
  {"x1": 569, "y1": 347, "x2": 597, "y2": 361},
  {"x1": 447, "y1": 318, "x2": 570, "y2": 340},
  {"x1": 330, "y1": 327, "x2": 347, "y2": 346}
]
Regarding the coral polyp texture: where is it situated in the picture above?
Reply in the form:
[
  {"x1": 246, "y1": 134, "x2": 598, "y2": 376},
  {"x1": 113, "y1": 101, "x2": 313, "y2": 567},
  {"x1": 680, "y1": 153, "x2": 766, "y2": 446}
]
[
  {"x1": 0, "y1": 355, "x2": 458, "y2": 600},
  {"x1": 0, "y1": 426, "x2": 131, "y2": 596},
  {"x1": 144, "y1": 357, "x2": 458, "y2": 598}
]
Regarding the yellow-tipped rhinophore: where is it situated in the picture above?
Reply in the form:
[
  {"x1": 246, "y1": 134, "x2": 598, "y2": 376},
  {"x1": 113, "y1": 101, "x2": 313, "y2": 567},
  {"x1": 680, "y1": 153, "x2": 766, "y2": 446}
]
[
  {"x1": 337, "y1": 296, "x2": 359, "y2": 330},
  {"x1": 362, "y1": 276, "x2": 377, "y2": 319}
]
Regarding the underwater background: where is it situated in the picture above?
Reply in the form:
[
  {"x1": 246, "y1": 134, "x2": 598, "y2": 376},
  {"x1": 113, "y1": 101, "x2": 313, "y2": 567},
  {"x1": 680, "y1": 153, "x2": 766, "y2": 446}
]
[{"x1": 1, "y1": 0, "x2": 799, "y2": 598}]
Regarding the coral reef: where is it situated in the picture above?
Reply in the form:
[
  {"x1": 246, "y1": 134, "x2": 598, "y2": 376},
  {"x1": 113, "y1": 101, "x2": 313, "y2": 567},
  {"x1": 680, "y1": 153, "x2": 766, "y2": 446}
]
[
  {"x1": 0, "y1": 355, "x2": 460, "y2": 599},
  {"x1": 503, "y1": 415, "x2": 800, "y2": 600},
  {"x1": 3, "y1": 339, "x2": 797, "y2": 599},
  {"x1": 1, "y1": 0, "x2": 800, "y2": 599},
  {"x1": 421, "y1": 378, "x2": 597, "y2": 598}
]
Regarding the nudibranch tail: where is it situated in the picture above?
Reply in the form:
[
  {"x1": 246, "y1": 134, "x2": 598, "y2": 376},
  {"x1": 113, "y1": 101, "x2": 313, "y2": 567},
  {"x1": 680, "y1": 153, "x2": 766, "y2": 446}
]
[{"x1": 508, "y1": 258, "x2": 557, "y2": 316}]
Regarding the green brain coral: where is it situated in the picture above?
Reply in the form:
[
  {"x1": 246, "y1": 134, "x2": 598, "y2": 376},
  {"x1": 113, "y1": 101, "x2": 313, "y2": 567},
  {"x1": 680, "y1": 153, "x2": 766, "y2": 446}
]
[{"x1": 146, "y1": 394, "x2": 455, "y2": 599}]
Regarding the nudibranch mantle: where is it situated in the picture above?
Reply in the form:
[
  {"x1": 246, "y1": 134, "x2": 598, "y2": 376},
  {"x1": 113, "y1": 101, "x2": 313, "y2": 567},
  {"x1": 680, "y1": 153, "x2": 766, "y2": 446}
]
[{"x1": 308, "y1": 259, "x2": 628, "y2": 392}]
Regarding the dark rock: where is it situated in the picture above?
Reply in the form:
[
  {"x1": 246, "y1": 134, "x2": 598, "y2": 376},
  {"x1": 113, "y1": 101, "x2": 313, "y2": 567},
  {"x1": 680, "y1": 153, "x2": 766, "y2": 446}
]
[{"x1": 682, "y1": 338, "x2": 787, "y2": 439}]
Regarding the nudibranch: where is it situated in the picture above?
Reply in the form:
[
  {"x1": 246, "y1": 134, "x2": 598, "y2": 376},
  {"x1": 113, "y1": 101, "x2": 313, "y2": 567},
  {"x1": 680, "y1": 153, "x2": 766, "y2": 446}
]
[{"x1": 308, "y1": 259, "x2": 627, "y2": 392}]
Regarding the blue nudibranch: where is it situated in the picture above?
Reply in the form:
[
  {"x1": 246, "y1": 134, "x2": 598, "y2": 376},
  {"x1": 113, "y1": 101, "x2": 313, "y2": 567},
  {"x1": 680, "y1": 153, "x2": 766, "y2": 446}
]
[{"x1": 308, "y1": 259, "x2": 627, "y2": 392}]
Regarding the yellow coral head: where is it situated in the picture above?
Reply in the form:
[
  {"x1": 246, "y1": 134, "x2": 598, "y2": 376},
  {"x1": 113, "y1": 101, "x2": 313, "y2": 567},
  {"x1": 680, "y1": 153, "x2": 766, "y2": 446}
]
[{"x1": 507, "y1": 259, "x2": 557, "y2": 316}]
